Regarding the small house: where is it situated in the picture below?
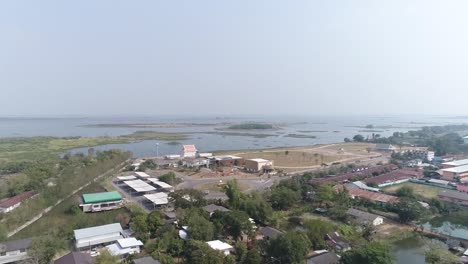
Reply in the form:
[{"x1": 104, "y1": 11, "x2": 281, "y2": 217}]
[
  {"x1": 80, "y1": 191, "x2": 123, "y2": 213},
  {"x1": 182, "y1": 145, "x2": 198, "y2": 158},
  {"x1": 202, "y1": 204, "x2": 230, "y2": 216},
  {"x1": 106, "y1": 237, "x2": 144, "y2": 257},
  {"x1": 375, "y1": 144, "x2": 396, "y2": 152},
  {"x1": 0, "y1": 191, "x2": 36, "y2": 213},
  {"x1": 54, "y1": 252, "x2": 92, "y2": 264},
  {"x1": 346, "y1": 208, "x2": 384, "y2": 226},
  {"x1": 257, "y1": 226, "x2": 283, "y2": 240},
  {"x1": 0, "y1": 238, "x2": 32, "y2": 264}
]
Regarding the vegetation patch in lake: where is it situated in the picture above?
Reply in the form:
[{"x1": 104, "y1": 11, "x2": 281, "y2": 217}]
[
  {"x1": 429, "y1": 210, "x2": 468, "y2": 229},
  {"x1": 227, "y1": 122, "x2": 275, "y2": 130},
  {"x1": 297, "y1": 130, "x2": 327, "y2": 133},
  {"x1": 285, "y1": 134, "x2": 317, "y2": 139}
]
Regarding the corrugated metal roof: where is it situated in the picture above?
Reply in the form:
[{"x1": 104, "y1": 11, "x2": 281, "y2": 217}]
[
  {"x1": 442, "y1": 164, "x2": 468, "y2": 173},
  {"x1": 82, "y1": 191, "x2": 122, "y2": 204},
  {"x1": 442, "y1": 159, "x2": 468, "y2": 167},
  {"x1": 74, "y1": 223, "x2": 123, "y2": 240}
]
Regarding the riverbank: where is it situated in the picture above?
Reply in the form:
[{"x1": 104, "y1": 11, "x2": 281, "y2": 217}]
[{"x1": 0, "y1": 131, "x2": 187, "y2": 162}]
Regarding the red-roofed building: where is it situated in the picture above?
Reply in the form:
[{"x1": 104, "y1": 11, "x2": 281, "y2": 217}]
[
  {"x1": 457, "y1": 185, "x2": 468, "y2": 193},
  {"x1": 0, "y1": 191, "x2": 37, "y2": 213},
  {"x1": 363, "y1": 168, "x2": 423, "y2": 187},
  {"x1": 182, "y1": 145, "x2": 198, "y2": 158},
  {"x1": 336, "y1": 185, "x2": 398, "y2": 205}
]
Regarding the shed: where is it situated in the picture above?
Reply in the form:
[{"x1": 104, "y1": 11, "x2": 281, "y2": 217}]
[
  {"x1": 206, "y1": 240, "x2": 233, "y2": 256},
  {"x1": 74, "y1": 223, "x2": 123, "y2": 249},
  {"x1": 346, "y1": 208, "x2": 384, "y2": 226}
]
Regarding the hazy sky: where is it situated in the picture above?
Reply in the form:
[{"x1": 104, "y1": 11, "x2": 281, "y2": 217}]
[{"x1": 1, "y1": 1, "x2": 468, "y2": 117}]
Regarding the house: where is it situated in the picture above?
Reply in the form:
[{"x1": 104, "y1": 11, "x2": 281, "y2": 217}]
[
  {"x1": 80, "y1": 191, "x2": 123, "y2": 213},
  {"x1": 309, "y1": 164, "x2": 398, "y2": 185},
  {"x1": 0, "y1": 238, "x2": 32, "y2": 264},
  {"x1": 440, "y1": 165, "x2": 468, "y2": 181},
  {"x1": 375, "y1": 144, "x2": 397, "y2": 152},
  {"x1": 106, "y1": 237, "x2": 144, "y2": 257},
  {"x1": 244, "y1": 159, "x2": 274, "y2": 172},
  {"x1": 0, "y1": 191, "x2": 36, "y2": 213},
  {"x1": 54, "y1": 252, "x2": 92, "y2": 264},
  {"x1": 439, "y1": 190, "x2": 468, "y2": 206},
  {"x1": 202, "y1": 204, "x2": 230, "y2": 216},
  {"x1": 306, "y1": 251, "x2": 340, "y2": 264},
  {"x1": 163, "y1": 211, "x2": 177, "y2": 224},
  {"x1": 209, "y1": 155, "x2": 244, "y2": 167},
  {"x1": 183, "y1": 158, "x2": 209, "y2": 168},
  {"x1": 326, "y1": 232, "x2": 350, "y2": 251},
  {"x1": 346, "y1": 208, "x2": 384, "y2": 226},
  {"x1": 74, "y1": 223, "x2": 124, "y2": 250},
  {"x1": 206, "y1": 240, "x2": 233, "y2": 256},
  {"x1": 133, "y1": 256, "x2": 162, "y2": 264},
  {"x1": 182, "y1": 145, "x2": 198, "y2": 158},
  {"x1": 258, "y1": 226, "x2": 283, "y2": 240}
]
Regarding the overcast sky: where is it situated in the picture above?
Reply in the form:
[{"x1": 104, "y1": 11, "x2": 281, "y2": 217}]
[{"x1": 1, "y1": 1, "x2": 468, "y2": 117}]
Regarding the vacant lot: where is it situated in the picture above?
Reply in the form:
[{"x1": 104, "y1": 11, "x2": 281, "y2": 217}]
[
  {"x1": 238, "y1": 151, "x2": 351, "y2": 168},
  {"x1": 193, "y1": 181, "x2": 250, "y2": 192},
  {"x1": 383, "y1": 182, "x2": 442, "y2": 199},
  {"x1": 11, "y1": 183, "x2": 130, "y2": 241}
]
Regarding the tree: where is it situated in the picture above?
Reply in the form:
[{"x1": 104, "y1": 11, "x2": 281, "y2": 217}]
[
  {"x1": 240, "y1": 192, "x2": 273, "y2": 224},
  {"x1": 302, "y1": 219, "x2": 333, "y2": 249},
  {"x1": 213, "y1": 210, "x2": 253, "y2": 241},
  {"x1": 353, "y1": 135, "x2": 365, "y2": 142},
  {"x1": 235, "y1": 242, "x2": 248, "y2": 262},
  {"x1": 425, "y1": 246, "x2": 459, "y2": 264},
  {"x1": 185, "y1": 240, "x2": 225, "y2": 264},
  {"x1": 242, "y1": 249, "x2": 262, "y2": 264},
  {"x1": 159, "y1": 172, "x2": 177, "y2": 185},
  {"x1": 28, "y1": 236, "x2": 62, "y2": 264},
  {"x1": 187, "y1": 213, "x2": 215, "y2": 241},
  {"x1": 132, "y1": 214, "x2": 150, "y2": 241},
  {"x1": 391, "y1": 198, "x2": 425, "y2": 223},
  {"x1": 269, "y1": 186, "x2": 300, "y2": 210},
  {"x1": 94, "y1": 250, "x2": 120, "y2": 264},
  {"x1": 344, "y1": 138, "x2": 352, "y2": 143},
  {"x1": 341, "y1": 241, "x2": 393, "y2": 264},
  {"x1": 396, "y1": 186, "x2": 415, "y2": 199},
  {"x1": 225, "y1": 180, "x2": 243, "y2": 209},
  {"x1": 264, "y1": 232, "x2": 311, "y2": 264},
  {"x1": 147, "y1": 211, "x2": 164, "y2": 237},
  {"x1": 316, "y1": 184, "x2": 334, "y2": 206}
]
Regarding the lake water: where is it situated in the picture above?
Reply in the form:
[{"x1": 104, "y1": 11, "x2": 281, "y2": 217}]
[
  {"x1": 1, "y1": 115, "x2": 467, "y2": 157},
  {"x1": 423, "y1": 221, "x2": 468, "y2": 240},
  {"x1": 393, "y1": 236, "x2": 448, "y2": 264}
]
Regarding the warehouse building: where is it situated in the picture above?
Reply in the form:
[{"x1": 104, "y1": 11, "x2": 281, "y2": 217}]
[
  {"x1": 244, "y1": 158, "x2": 274, "y2": 172},
  {"x1": 80, "y1": 191, "x2": 123, "y2": 213},
  {"x1": 74, "y1": 223, "x2": 124, "y2": 250},
  {"x1": 440, "y1": 165, "x2": 468, "y2": 181}
]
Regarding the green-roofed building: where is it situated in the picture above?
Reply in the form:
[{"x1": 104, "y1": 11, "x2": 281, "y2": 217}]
[{"x1": 81, "y1": 191, "x2": 123, "y2": 213}]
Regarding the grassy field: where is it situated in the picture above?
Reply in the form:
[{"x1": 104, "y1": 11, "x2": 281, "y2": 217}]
[
  {"x1": 11, "y1": 182, "x2": 130, "y2": 240},
  {"x1": 0, "y1": 131, "x2": 187, "y2": 163},
  {"x1": 382, "y1": 182, "x2": 442, "y2": 199}
]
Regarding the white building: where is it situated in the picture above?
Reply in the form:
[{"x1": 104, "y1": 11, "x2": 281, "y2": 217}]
[
  {"x1": 245, "y1": 158, "x2": 274, "y2": 172},
  {"x1": 0, "y1": 238, "x2": 32, "y2": 264},
  {"x1": 182, "y1": 145, "x2": 198, "y2": 158},
  {"x1": 106, "y1": 237, "x2": 143, "y2": 256},
  {"x1": 74, "y1": 223, "x2": 124, "y2": 250},
  {"x1": 206, "y1": 240, "x2": 233, "y2": 256}
]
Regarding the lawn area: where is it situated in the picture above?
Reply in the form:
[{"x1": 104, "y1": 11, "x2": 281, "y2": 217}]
[
  {"x1": 11, "y1": 182, "x2": 130, "y2": 241},
  {"x1": 321, "y1": 142, "x2": 376, "y2": 154},
  {"x1": 382, "y1": 182, "x2": 442, "y2": 199}
]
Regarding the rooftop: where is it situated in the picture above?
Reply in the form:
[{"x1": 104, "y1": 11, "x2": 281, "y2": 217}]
[
  {"x1": 117, "y1": 237, "x2": 143, "y2": 248},
  {"x1": 202, "y1": 204, "x2": 230, "y2": 213},
  {"x1": 133, "y1": 257, "x2": 162, "y2": 264},
  {"x1": 183, "y1": 145, "x2": 197, "y2": 152},
  {"x1": 206, "y1": 240, "x2": 233, "y2": 251},
  {"x1": 134, "y1": 172, "x2": 150, "y2": 178},
  {"x1": 442, "y1": 159, "x2": 468, "y2": 167},
  {"x1": 247, "y1": 158, "x2": 271, "y2": 163},
  {"x1": 54, "y1": 252, "x2": 92, "y2": 264},
  {"x1": 442, "y1": 164, "x2": 468, "y2": 173},
  {"x1": 307, "y1": 251, "x2": 340, "y2": 264},
  {"x1": 74, "y1": 223, "x2": 123, "y2": 240},
  {"x1": 0, "y1": 238, "x2": 32, "y2": 253},
  {"x1": 144, "y1": 192, "x2": 169, "y2": 205},
  {"x1": 82, "y1": 191, "x2": 122, "y2": 204},
  {"x1": 346, "y1": 208, "x2": 382, "y2": 222},
  {"x1": 124, "y1": 179, "x2": 157, "y2": 193},
  {"x1": 439, "y1": 190, "x2": 468, "y2": 201},
  {"x1": 259, "y1": 226, "x2": 283, "y2": 239},
  {"x1": 346, "y1": 187, "x2": 398, "y2": 203},
  {"x1": 0, "y1": 191, "x2": 36, "y2": 209},
  {"x1": 147, "y1": 178, "x2": 173, "y2": 189}
]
